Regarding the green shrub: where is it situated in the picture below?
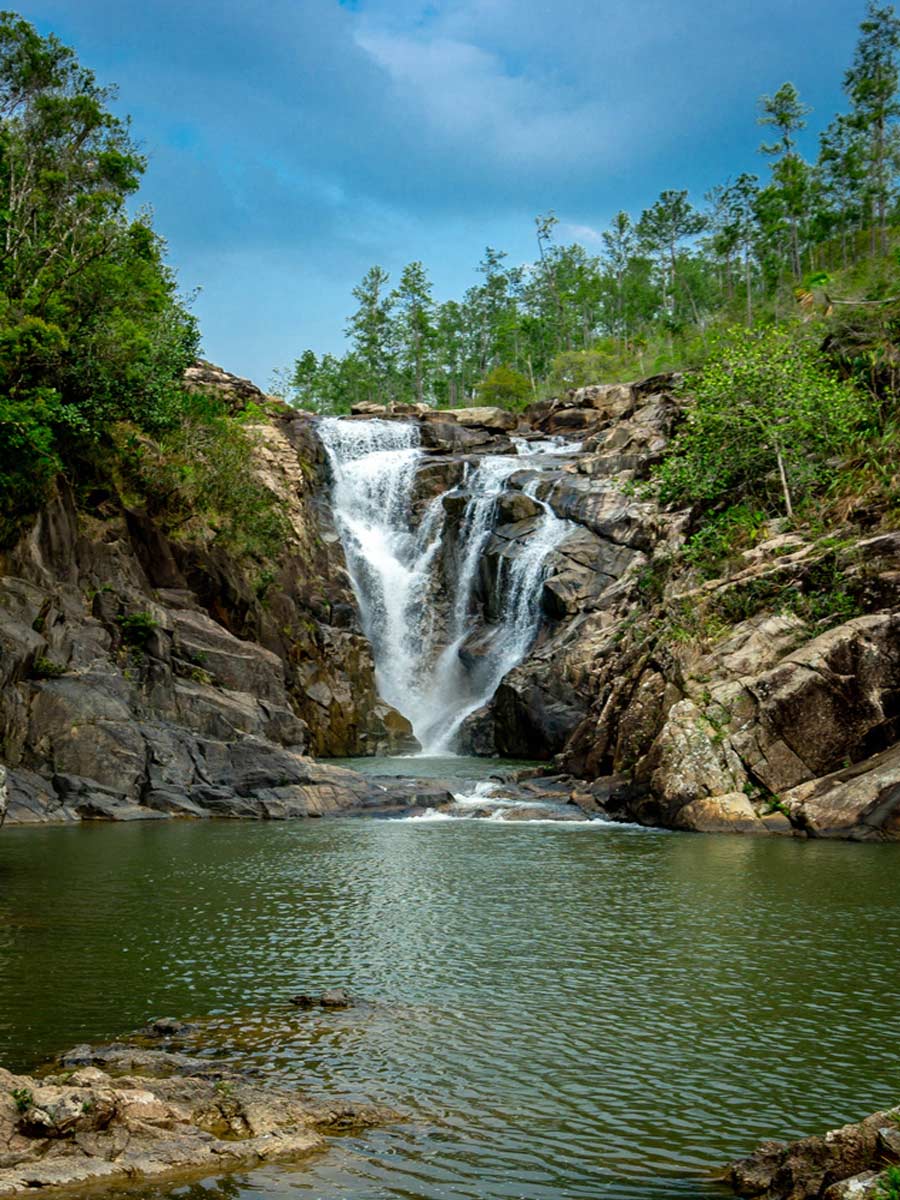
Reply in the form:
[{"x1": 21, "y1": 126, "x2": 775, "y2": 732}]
[
  {"x1": 876, "y1": 1165, "x2": 900, "y2": 1200},
  {"x1": 116, "y1": 612, "x2": 158, "y2": 650},
  {"x1": 683, "y1": 505, "x2": 768, "y2": 579},
  {"x1": 31, "y1": 656, "x2": 66, "y2": 679},
  {"x1": 656, "y1": 324, "x2": 874, "y2": 518},
  {"x1": 114, "y1": 393, "x2": 288, "y2": 561},
  {"x1": 542, "y1": 349, "x2": 619, "y2": 394},
  {"x1": 475, "y1": 365, "x2": 532, "y2": 410}
]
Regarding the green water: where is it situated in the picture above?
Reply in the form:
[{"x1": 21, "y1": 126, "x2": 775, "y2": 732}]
[{"x1": 1, "y1": 816, "x2": 898, "y2": 1200}]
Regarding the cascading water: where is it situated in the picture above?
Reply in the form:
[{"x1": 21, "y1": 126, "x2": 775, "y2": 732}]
[{"x1": 318, "y1": 417, "x2": 571, "y2": 754}]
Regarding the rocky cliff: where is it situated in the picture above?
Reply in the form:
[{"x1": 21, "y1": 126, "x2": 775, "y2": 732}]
[
  {"x1": 0, "y1": 365, "x2": 414, "y2": 824},
  {"x1": 339, "y1": 378, "x2": 900, "y2": 841},
  {"x1": 3, "y1": 363, "x2": 899, "y2": 840},
  {"x1": 456, "y1": 381, "x2": 900, "y2": 841}
]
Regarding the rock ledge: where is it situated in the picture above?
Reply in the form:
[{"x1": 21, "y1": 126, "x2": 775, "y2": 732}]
[
  {"x1": 0, "y1": 1045, "x2": 393, "y2": 1195},
  {"x1": 728, "y1": 1105, "x2": 900, "y2": 1199}
]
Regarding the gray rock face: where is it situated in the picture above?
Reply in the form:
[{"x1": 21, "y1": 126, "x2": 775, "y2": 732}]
[
  {"x1": 0, "y1": 368, "x2": 415, "y2": 824},
  {"x1": 440, "y1": 373, "x2": 900, "y2": 841}
]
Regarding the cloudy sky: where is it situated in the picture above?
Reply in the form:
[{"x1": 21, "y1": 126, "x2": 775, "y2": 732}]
[{"x1": 19, "y1": 0, "x2": 863, "y2": 385}]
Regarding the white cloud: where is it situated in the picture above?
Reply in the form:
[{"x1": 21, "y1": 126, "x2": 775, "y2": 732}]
[
  {"x1": 354, "y1": 25, "x2": 626, "y2": 174},
  {"x1": 561, "y1": 221, "x2": 603, "y2": 244}
]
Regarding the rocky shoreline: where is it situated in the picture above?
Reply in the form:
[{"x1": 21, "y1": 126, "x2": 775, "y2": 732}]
[
  {"x1": 1, "y1": 363, "x2": 899, "y2": 839},
  {"x1": 727, "y1": 1105, "x2": 900, "y2": 1199},
  {"x1": 0, "y1": 1030, "x2": 394, "y2": 1196}
]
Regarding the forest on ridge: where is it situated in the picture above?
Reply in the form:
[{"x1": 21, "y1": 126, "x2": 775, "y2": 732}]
[{"x1": 280, "y1": 1, "x2": 900, "y2": 418}]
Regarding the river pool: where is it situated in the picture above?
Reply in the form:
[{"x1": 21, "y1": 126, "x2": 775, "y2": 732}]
[{"x1": 1, "y1": 808, "x2": 898, "y2": 1200}]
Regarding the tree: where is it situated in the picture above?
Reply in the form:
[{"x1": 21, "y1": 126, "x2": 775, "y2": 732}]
[
  {"x1": 533, "y1": 211, "x2": 566, "y2": 352},
  {"x1": 844, "y1": 2, "x2": 900, "y2": 253},
  {"x1": 474, "y1": 364, "x2": 531, "y2": 410},
  {"x1": 0, "y1": 13, "x2": 144, "y2": 306},
  {"x1": 637, "y1": 190, "x2": 706, "y2": 325},
  {"x1": 817, "y1": 115, "x2": 867, "y2": 264},
  {"x1": 601, "y1": 211, "x2": 638, "y2": 342},
  {"x1": 656, "y1": 325, "x2": 872, "y2": 519},
  {"x1": 0, "y1": 14, "x2": 198, "y2": 537},
  {"x1": 721, "y1": 174, "x2": 760, "y2": 323},
  {"x1": 345, "y1": 265, "x2": 394, "y2": 403},
  {"x1": 758, "y1": 82, "x2": 813, "y2": 279},
  {"x1": 391, "y1": 260, "x2": 435, "y2": 405}
]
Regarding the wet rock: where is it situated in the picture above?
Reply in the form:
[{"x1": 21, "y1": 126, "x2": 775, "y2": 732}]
[
  {"x1": 728, "y1": 1106, "x2": 900, "y2": 1199},
  {"x1": 290, "y1": 988, "x2": 353, "y2": 1009},
  {"x1": 141, "y1": 1018, "x2": 197, "y2": 1038},
  {"x1": 0, "y1": 1041, "x2": 393, "y2": 1197},
  {"x1": 490, "y1": 804, "x2": 586, "y2": 822},
  {"x1": 497, "y1": 491, "x2": 543, "y2": 524}
]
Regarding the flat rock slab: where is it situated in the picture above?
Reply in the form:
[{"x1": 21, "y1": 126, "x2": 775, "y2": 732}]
[{"x1": 0, "y1": 1046, "x2": 393, "y2": 1196}]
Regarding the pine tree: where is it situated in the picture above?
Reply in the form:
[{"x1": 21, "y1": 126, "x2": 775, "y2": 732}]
[
  {"x1": 758, "y1": 82, "x2": 813, "y2": 280},
  {"x1": 844, "y1": 2, "x2": 900, "y2": 253},
  {"x1": 637, "y1": 190, "x2": 706, "y2": 325},
  {"x1": 391, "y1": 261, "x2": 435, "y2": 405},
  {"x1": 346, "y1": 265, "x2": 394, "y2": 403}
]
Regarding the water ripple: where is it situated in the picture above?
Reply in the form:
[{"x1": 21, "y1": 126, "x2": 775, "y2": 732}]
[{"x1": 0, "y1": 820, "x2": 898, "y2": 1200}]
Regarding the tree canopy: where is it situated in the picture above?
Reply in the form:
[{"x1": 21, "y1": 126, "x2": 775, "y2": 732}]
[{"x1": 0, "y1": 11, "x2": 199, "y2": 541}]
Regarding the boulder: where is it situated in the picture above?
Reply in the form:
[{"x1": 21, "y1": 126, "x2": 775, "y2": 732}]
[
  {"x1": 676, "y1": 792, "x2": 771, "y2": 835},
  {"x1": 728, "y1": 1107, "x2": 900, "y2": 1199},
  {"x1": 782, "y1": 742, "x2": 900, "y2": 840},
  {"x1": 432, "y1": 406, "x2": 518, "y2": 432},
  {"x1": 290, "y1": 988, "x2": 353, "y2": 1009}
]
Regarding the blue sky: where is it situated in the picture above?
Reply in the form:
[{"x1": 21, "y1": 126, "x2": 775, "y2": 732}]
[{"x1": 18, "y1": 0, "x2": 864, "y2": 386}]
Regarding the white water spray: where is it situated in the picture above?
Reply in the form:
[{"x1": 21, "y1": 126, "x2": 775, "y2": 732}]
[{"x1": 318, "y1": 417, "x2": 571, "y2": 753}]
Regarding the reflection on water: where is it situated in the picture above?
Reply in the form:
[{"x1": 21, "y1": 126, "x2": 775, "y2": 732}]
[{"x1": 1, "y1": 819, "x2": 898, "y2": 1200}]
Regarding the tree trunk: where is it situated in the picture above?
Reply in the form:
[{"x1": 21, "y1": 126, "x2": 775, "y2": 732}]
[{"x1": 775, "y1": 442, "x2": 794, "y2": 520}]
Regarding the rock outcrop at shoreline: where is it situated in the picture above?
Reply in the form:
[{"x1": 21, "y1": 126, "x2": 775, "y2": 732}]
[
  {"x1": 2, "y1": 362, "x2": 900, "y2": 839},
  {"x1": 727, "y1": 1105, "x2": 900, "y2": 1198},
  {"x1": 0, "y1": 364, "x2": 416, "y2": 825},
  {"x1": 0, "y1": 1040, "x2": 393, "y2": 1195},
  {"x1": 442, "y1": 381, "x2": 900, "y2": 841}
]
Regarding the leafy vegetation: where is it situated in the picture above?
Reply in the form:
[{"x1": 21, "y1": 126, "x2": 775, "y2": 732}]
[
  {"x1": 112, "y1": 394, "x2": 288, "y2": 559},
  {"x1": 30, "y1": 655, "x2": 66, "y2": 679},
  {"x1": 0, "y1": 14, "x2": 284, "y2": 564},
  {"x1": 656, "y1": 325, "x2": 874, "y2": 519},
  {"x1": 116, "y1": 612, "x2": 158, "y2": 650},
  {"x1": 876, "y1": 1165, "x2": 900, "y2": 1200}
]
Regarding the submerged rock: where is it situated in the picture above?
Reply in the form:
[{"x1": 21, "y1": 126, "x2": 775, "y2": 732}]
[
  {"x1": 141, "y1": 1018, "x2": 197, "y2": 1039},
  {"x1": 290, "y1": 988, "x2": 353, "y2": 1009}
]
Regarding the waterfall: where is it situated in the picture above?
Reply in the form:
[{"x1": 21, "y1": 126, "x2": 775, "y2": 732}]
[{"x1": 318, "y1": 417, "x2": 570, "y2": 754}]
